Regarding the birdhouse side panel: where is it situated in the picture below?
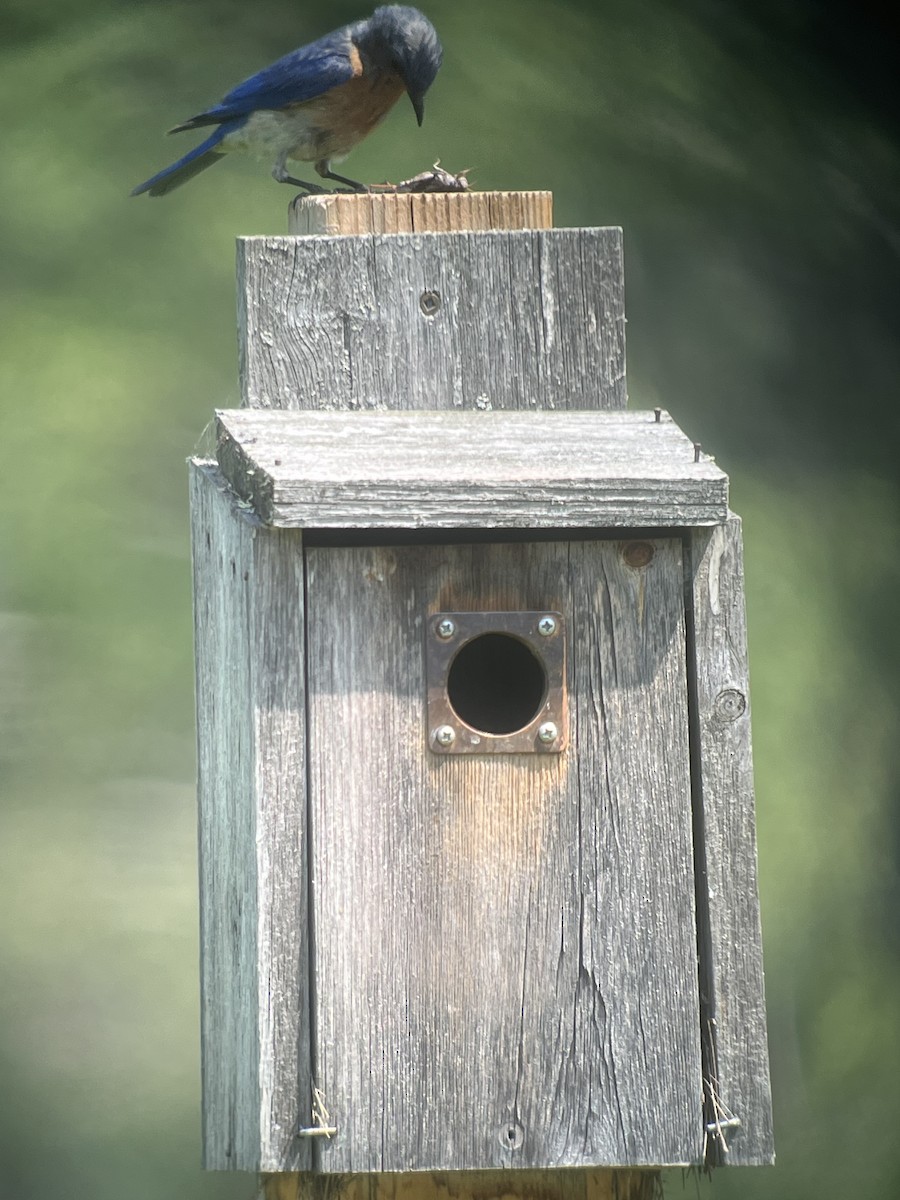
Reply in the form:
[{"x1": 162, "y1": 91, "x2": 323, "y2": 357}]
[
  {"x1": 190, "y1": 462, "x2": 312, "y2": 1172},
  {"x1": 689, "y1": 518, "x2": 774, "y2": 1164}
]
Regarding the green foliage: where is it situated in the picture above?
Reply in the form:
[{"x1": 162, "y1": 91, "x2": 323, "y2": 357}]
[{"x1": 1, "y1": 2, "x2": 897, "y2": 1197}]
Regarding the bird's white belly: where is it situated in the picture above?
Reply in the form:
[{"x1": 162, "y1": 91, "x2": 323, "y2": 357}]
[{"x1": 220, "y1": 108, "x2": 334, "y2": 165}]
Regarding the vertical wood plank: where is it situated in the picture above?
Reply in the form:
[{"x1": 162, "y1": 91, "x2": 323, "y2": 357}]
[
  {"x1": 687, "y1": 517, "x2": 774, "y2": 1165},
  {"x1": 237, "y1": 229, "x2": 625, "y2": 413},
  {"x1": 191, "y1": 461, "x2": 312, "y2": 1171},
  {"x1": 304, "y1": 539, "x2": 702, "y2": 1172}
]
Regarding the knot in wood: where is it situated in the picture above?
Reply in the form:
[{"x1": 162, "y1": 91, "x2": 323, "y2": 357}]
[
  {"x1": 622, "y1": 541, "x2": 655, "y2": 569},
  {"x1": 714, "y1": 688, "x2": 747, "y2": 723}
]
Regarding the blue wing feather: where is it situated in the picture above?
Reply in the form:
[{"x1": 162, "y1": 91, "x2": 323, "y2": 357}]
[
  {"x1": 178, "y1": 31, "x2": 357, "y2": 128},
  {"x1": 131, "y1": 122, "x2": 238, "y2": 196}
]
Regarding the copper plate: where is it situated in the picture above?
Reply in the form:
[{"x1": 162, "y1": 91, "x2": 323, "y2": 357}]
[{"x1": 425, "y1": 610, "x2": 567, "y2": 755}]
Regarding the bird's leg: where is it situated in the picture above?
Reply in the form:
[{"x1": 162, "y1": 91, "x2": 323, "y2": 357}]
[
  {"x1": 315, "y1": 159, "x2": 369, "y2": 193},
  {"x1": 272, "y1": 155, "x2": 327, "y2": 193}
]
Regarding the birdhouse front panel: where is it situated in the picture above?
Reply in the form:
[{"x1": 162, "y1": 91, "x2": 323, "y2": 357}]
[{"x1": 303, "y1": 537, "x2": 704, "y2": 1172}]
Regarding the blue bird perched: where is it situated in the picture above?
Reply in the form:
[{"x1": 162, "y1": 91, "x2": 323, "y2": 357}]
[{"x1": 132, "y1": 5, "x2": 442, "y2": 197}]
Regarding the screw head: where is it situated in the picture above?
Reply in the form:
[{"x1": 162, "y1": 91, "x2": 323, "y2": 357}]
[
  {"x1": 436, "y1": 618, "x2": 456, "y2": 640},
  {"x1": 420, "y1": 290, "x2": 441, "y2": 317},
  {"x1": 538, "y1": 721, "x2": 559, "y2": 744},
  {"x1": 537, "y1": 615, "x2": 558, "y2": 637},
  {"x1": 433, "y1": 725, "x2": 456, "y2": 748},
  {"x1": 498, "y1": 1121, "x2": 525, "y2": 1151}
]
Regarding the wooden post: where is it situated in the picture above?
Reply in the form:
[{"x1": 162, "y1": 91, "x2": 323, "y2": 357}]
[
  {"x1": 261, "y1": 1169, "x2": 662, "y2": 1200},
  {"x1": 257, "y1": 190, "x2": 656, "y2": 1200}
]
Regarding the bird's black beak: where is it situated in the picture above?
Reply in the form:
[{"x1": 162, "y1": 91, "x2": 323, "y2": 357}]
[{"x1": 409, "y1": 92, "x2": 425, "y2": 126}]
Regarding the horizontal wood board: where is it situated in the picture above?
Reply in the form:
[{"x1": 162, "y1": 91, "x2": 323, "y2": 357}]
[
  {"x1": 237, "y1": 229, "x2": 625, "y2": 412},
  {"x1": 687, "y1": 519, "x2": 774, "y2": 1165},
  {"x1": 305, "y1": 538, "x2": 704, "y2": 1171},
  {"x1": 215, "y1": 408, "x2": 728, "y2": 529},
  {"x1": 191, "y1": 462, "x2": 312, "y2": 1171}
]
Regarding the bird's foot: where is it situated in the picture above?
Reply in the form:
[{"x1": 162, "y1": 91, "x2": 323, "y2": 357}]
[
  {"x1": 314, "y1": 163, "x2": 369, "y2": 192},
  {"x1": 274, "y1": 163, "x2": 336, "y2": 193}
]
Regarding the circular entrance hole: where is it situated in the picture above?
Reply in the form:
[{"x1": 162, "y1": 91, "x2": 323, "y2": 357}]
[{"x1": 447, "y1": 633, "x2": 547, "y2": 735}]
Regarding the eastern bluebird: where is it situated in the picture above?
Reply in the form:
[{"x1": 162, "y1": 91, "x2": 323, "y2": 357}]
[{"x1": 132, "y1": 5, "x2": 442, "y2": 197}]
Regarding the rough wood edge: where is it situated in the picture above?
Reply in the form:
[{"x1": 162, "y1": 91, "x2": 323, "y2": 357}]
[
  {"x1": 213, "y1": 410, "x2": 729, "y2": 530},
  {"x1": 190, "y1": 461, "x2": 313, "y2": 1172},
  {"x1": 191, "y1": 460, "x2": 261, "y2": 1169},
  {"x1": 687, "y1": 517, "x2": 774, "y2": 1166},
  {"x1": 287, "y1": 191, "x2": 553, "y2": 235},
  {"x1": 260, "y1": 1170, "x2": 662, "y2": 1200}
]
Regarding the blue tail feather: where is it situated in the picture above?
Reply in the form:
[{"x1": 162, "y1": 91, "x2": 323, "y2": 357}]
[{"x1": 131, "y1": 125, "x2": 232, "y2": 197}]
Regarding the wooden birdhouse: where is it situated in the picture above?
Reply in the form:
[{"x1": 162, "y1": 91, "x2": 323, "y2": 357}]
[{"x1": 189, "y1": 193, "x2": 773, "y2": 1185}]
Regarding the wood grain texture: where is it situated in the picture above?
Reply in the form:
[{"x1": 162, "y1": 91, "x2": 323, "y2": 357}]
[
  {"x1": 687, "y1": 518, "x2": 774, "y2": 1165},
  {"x1": 191, "y1": 461, "x2": 312, "y2": 1171},
  {"x1": 237, "y1": 229, "x2": 625, "y2": 412},
  {"x1": 260, "y1": 1168, "x2": 661, "y2": 1200},
  {"x1": 304, "y1": 539, "x2": 703, "y2": 1172},
  {"x1": 288, "y1": 192, "x2": 553, "y2": 236},
  {"x1": 214, "y1": 409, "x2": 728, "y2": 529}
]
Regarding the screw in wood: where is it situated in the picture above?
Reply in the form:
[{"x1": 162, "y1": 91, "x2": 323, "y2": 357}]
[
  {"x1": 706, "y1": 1117, "x2": 742, "y2": 1133},
  {"x1": 498, "y1": 1121, "x2": 525, "y2": 1150},
  {"x1": 420, "y1": 289, "x2": 441, "y2": 316},
  {"x1": 654, "y1": 407, "x2": 662, "y2": 423},
  {"x1": 694, "y1": 442, "x2": 702, "y2": 463}
]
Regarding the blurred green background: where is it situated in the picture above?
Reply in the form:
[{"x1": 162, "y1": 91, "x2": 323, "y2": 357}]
[{"x1": 1, "y1": 0, "x2": 898, "y2": 1197}]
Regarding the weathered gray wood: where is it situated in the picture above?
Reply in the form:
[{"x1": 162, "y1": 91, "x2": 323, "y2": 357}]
[
  {"x1": 214, "y1": 409, "x2": 727, "y2": 529},
  {"x1": 305, "y1": 538, "x2": 703, "y2": 1172},
  {"x1": 688, "y1": 517, "x2": 774, "y2": 1165},
  {"x1": 190, "y1": 461, "x2": 311, "y2": 1172},
  {"x1": 237, "y1": 229, "x2": 625, "y2": 412}
]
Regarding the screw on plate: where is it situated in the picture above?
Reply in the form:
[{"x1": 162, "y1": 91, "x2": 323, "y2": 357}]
[
  {"x1": 538, "y1": 722, "x2": 559, "y2": 744},
  {"x1": 433, "y1": 725, "x2": 456, "y2": 748},
  {"x1": 537, "y1": 615, "x2": 558, "y2": 637},
  {"x1": 436, "y1": 618, "x2": 456, "y2": 640}
]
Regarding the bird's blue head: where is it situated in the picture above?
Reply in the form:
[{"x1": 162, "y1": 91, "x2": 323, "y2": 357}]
[{"x1": 358, "y1": 6, "x2": 443, "y2": 125}]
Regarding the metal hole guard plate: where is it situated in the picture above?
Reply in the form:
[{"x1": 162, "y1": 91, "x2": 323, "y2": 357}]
[{"x1": 426, "y1": 611, "x2": 568, "y2": 754}]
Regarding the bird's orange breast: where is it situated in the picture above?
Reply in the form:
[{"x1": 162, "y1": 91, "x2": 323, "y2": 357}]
[{"x1": 291, "y1": 67, "x2": 407, "y2": 162}]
